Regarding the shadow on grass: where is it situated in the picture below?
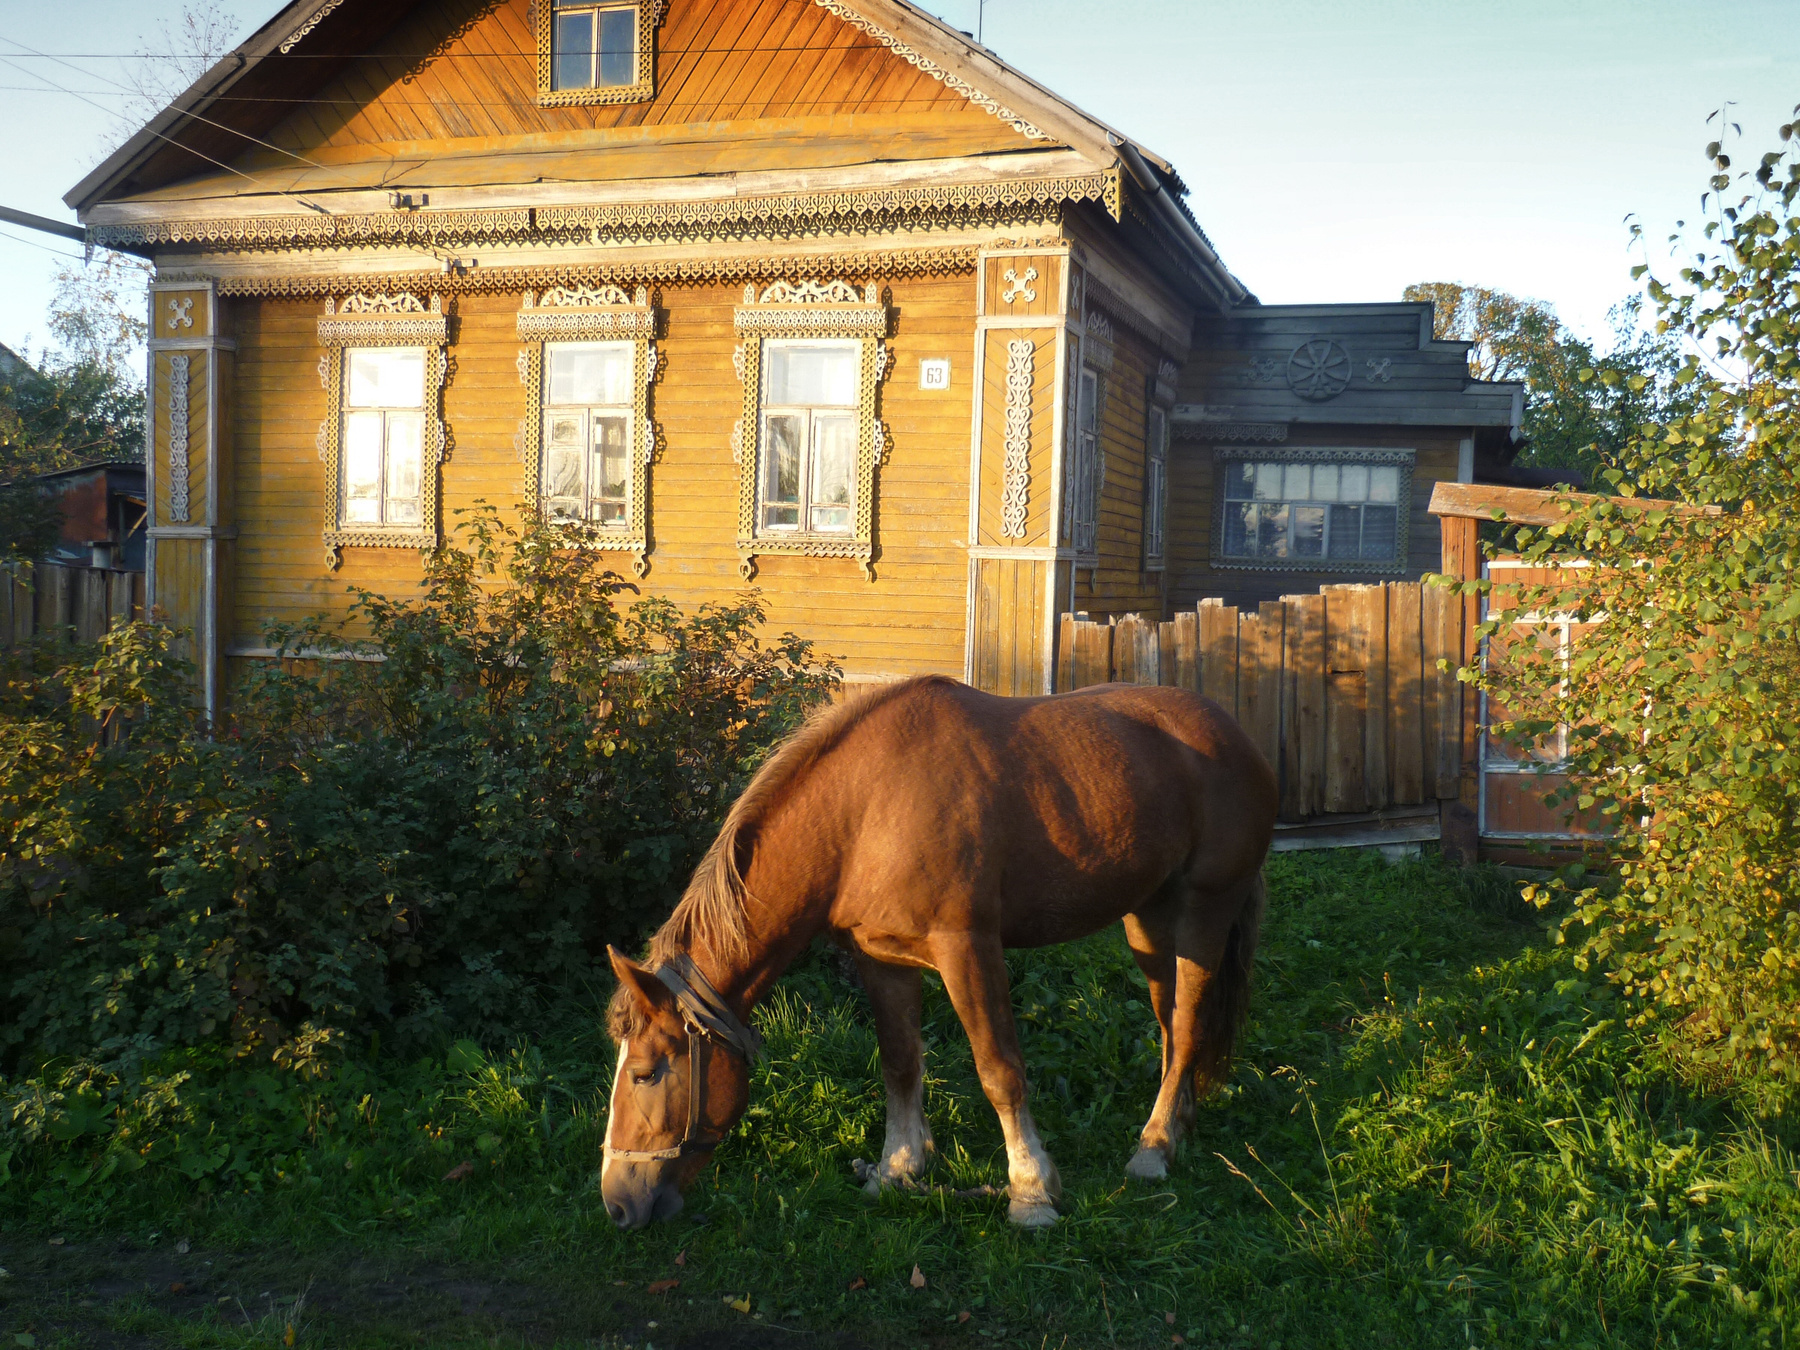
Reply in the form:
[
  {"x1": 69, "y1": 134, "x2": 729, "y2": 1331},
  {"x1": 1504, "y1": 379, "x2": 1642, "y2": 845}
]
[{"x1": 3, "y1": 851, "x2": 1796, "y2": 1349}]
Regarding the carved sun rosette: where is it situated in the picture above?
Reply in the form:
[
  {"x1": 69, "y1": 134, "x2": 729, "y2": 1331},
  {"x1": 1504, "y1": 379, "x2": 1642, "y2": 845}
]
[
  {"x1": 515, "y1": 285, "x2": 660, "y2": 577},
  {"x1": 999, "y1": 339, "x2": 1033, "y2": 538},
  {"x1": 731, "y1": 280, "x2": 891, "y2": 582}
]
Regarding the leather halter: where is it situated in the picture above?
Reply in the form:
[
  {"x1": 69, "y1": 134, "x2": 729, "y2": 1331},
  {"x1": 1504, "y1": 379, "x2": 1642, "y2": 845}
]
[{"x1": 602, "y1": 954, "x2": 763, "y2": 1166}]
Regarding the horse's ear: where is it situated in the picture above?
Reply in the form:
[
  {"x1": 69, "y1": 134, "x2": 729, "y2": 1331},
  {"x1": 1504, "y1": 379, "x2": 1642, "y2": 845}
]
[{"x1": 608, "y1": 946, "x2": 678, "y2": 1024}]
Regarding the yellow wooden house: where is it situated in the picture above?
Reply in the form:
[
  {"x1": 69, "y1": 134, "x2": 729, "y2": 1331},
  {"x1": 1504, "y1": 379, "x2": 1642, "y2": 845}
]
[{"x1": 68, "y1": 0, "x2": 1520, "y2": 717}]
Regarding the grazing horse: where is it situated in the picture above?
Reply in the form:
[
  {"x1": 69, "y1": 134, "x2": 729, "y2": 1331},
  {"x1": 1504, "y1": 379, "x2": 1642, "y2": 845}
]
[{"x1": 601, "y1": 675, "x2": 1276, "y2": 1230}]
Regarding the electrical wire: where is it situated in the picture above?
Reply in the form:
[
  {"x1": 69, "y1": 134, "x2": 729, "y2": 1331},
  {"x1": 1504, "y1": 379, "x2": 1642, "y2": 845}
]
[{"x1": 0, "y1": 227, "x2": 87, "y2": 261}]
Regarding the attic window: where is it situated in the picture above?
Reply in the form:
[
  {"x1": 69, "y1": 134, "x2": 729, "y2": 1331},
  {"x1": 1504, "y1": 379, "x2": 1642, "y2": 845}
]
[{"x1": 538, "y1": 0, "x2": 656, "y2": 106}]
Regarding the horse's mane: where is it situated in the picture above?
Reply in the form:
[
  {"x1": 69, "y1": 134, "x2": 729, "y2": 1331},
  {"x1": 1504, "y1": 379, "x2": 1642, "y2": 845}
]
[{"x1": 607, "y1": 675, "x2": 949, "y2": 1042}]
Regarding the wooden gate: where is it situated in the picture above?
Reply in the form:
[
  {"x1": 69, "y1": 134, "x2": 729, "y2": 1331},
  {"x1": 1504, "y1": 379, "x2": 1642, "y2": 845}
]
[{"x1": 1056, "y1": 581, "x2": 1464, "y2": 845}]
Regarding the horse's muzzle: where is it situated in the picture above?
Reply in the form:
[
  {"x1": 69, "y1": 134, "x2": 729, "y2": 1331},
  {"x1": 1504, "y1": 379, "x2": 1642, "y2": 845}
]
[{"x1": 602, "y1": 1169, "x2": 685, "y2": 1229}]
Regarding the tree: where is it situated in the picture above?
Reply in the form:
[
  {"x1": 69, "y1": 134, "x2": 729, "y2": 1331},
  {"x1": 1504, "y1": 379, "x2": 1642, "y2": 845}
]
[
  {"x1": 1479, "y1": 105, "x2": 1800, "y2": 1078},
  {"x1": 1403, "y1": 283, "x2": 1699, "y2": 485}
]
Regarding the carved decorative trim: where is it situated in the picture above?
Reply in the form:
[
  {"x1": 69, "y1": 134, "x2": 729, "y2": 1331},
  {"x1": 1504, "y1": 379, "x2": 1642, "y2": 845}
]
[
  {"x1": 92, "y1": 208, "x2": 536, "y2": 251},
  {"x1": 1084, "y1": 308, "x2": 1115, "y2": 344},
  {"x1": 733, "y1": 284, "x2": 891, "y2": 581},
  {"x1": 1207, "y1": 446, "x2": 1414, "y2": 575},
  {"x1": 515, "y1": 291, "x2": 660, "y2": 577},
  {"x1": 1288, "y1": 339, "x2": 1353, "y2": 401},
  {"x1": 1173, "y1": 420, "x2": 1288, "y2": 444},
  {"x1": 317, "y1": 338, "x2": 449, "y2": 570},
  {"x1": 211, "y1": 246, "x2": 983, "y2": 299},
  {"x1": 279, "y1": 0, "x2": 345, "y2": 53},
  {"x1": 1365, "y1": 357, "x2": 1394, "y2": 384},
  {"x1": 1158, "y1": 359, "x2": 1180, "y2": 385},
  {"x1": 999, "y1": 339, "x2": 1033, "y2": 538},
  {"x1": 535, "y1": 0, "x2": 659, "y2": 109},
  {"x1": 167, "y1": 355, "x2": 191, "y2": 523},
  {"x1": 317, "y1": 293, "x2": 448, "y2": 347},
  {"x1": 1001, "y1": 266, "x2": 1038, "y2": 304},
  {"x1": 810, "y1": 0, "x2": 1048, "y2": 141}
]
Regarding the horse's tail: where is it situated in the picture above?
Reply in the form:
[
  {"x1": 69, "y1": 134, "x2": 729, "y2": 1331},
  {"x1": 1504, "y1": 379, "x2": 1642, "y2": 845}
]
[{"x1": 1192, "y1": 868, "x2": 1266, "y2": 1097}]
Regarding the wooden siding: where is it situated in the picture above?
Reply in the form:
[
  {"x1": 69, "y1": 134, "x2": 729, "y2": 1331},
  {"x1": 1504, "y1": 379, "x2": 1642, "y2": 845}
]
[
  {"x1": 212, "y1": 0, "x2": 1025, "y2": 192},
  {"x1": 1164, "y1": 427, "x2": 1464, "y2": 612},
  {"x1": 969, "y1": 557, "x2": 1047, "y2": 696},
  {"x1": 228, "y1": 274, "x2": 977, "y2": 678}
]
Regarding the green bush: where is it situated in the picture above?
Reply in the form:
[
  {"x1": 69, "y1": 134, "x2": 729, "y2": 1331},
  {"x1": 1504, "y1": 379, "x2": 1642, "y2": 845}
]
[
  {"x1": 1476, "y1": 111, "x2": 1800, "y2": 1077},
  {"x1": 0, "y1": 505, "x2": 837, "y2": 1073}
]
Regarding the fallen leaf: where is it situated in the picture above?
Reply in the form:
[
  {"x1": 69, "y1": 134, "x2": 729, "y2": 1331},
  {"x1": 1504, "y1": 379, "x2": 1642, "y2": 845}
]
[
  {"x1": 1166, "y1": 1312, "x2": 1177, "y2": 1325},
  {"x1": 847, "y1": 1277, "x2": 866, "y2": 1292},
  {"x1": 283, "y1": 1324, "x2": 296, "y2": 1348},
  {"x1": 15, "y1": 1334, "x2": 37, "y2": 1349},
  {"x1": 47, "y1": 1237, "x2": 65, "y2": 1247},
  {"x1": 1173, "y1": 1338, "x2": 1186, "y2": 1346},
  {"x1": 957, "y1": 1310, "x2": 971, "y2": 1324},
  {"x1": 442, "y1": 1161, "x2": 475, "y2": 1182},
  {"x1": 176, "y1": 1239, "x2": 191, "y2": 1255},
  {"x1": 910, "y1": 1265, "x2": 926, "y2": 1290},
  {"x1": 647, "y1": 1278, "x2": 679, "y2": 1295},
  {"x1": 728, "y1": 1294, "x2": 752, "y2": 1313},
  {"x1": 169, "y1": 1282, "x2": 187, "y2": 1294},
  {"x1": 674, "y1": 1250, "x2": 687, "y2": 1267},
  {"x1": 613, "y1": 1281, "x2": 629, "y2": 1288}
]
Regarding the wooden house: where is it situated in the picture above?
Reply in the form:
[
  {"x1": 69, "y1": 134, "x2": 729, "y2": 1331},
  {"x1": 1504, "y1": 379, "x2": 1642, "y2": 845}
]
[{"x1": 65, "y1": 0, "x2": 1521, "y2": 717}]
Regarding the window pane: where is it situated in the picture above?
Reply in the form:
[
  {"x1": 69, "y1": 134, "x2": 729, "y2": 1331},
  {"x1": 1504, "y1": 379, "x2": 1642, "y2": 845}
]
[
  {"x1": 597, "y1": 8, "x2": 635, "y2": 85},
  {"x1": 1311, "y1": 463, "x2": 1339, "y2": 501},
  {"x1": 1078, "y1": 370, "x2": 1098, "y2": 433},
  {"x1": 1361, "y1": 504, "x2": 1398, "y2": 560},
  {"x1": 1148, "y1": 408, "x2": 1166, "y2": 465},
  {"x1": 762, "y1": 413, "x2": 802, "y2": 528},
  {"x1": 1292, "y1": 504, "x2": 1325, "y2": 557},
  {"x1": 1341, "y1": 464, "x2": 1369, "y2": 501},
  {"x1": 343, "y1": 412, "x2": 383, "y2": 522},
  {"x1": 549, "y1": 413, "x2": 583, "y2": 446},
  {"x1": 810, "y1": 414, "x2": 855, "y2": 533},
  {"x1": 1256, "y1": 502, "x2": 1289, "y2": 558},
  {"x1": 1223, "y1": 461, "x2": 1255, "y2": 500},
  {"x1": 554, "y1": 11, "x2": 593, "y2": 89},
  {"x1": 384, "y1": 414, "x2": 422, "y2": 524},
  {"x1": 545, "y1": 446, "x2": 583, "y2": 513},
  {"x1": 1327, "y1": 504, "x2": 1360, "y2": 559},
  {"x1": 346, "y1": 348, "x2": 424, "y2": 409},
  {"x1": 548, "y1": 343, "x2": 632, "y2": 406},
  {"x1": 593, "y1": 414, "x2": 630, "y2": 524},
  {"x1": 1282, "y1": 463, "x2": 1311, "y2": 501},
  {"x1": 765, "y1": 343, "x2": 858, "y2": 406},
  {"x1": 1224, "y1": 501, "x2": 1254, "y2": 556},
  {"x1": 1368, "y1": 465, "x2": 1400, "y2": 503},
  {"x1": 1253, "y1": 462, "x2": 1282, "y2": 501}
]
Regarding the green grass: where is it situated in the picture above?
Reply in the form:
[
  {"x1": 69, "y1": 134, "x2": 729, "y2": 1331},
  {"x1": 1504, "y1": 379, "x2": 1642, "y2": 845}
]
[{"x1": 3, "y1": 850, "x2": 1798, "y2": 1349}]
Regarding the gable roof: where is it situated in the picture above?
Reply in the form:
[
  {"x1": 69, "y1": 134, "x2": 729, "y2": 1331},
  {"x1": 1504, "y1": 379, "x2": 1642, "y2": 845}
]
[{"x1": 64, "y1": 0, "x2": 1249, "y2": 306}]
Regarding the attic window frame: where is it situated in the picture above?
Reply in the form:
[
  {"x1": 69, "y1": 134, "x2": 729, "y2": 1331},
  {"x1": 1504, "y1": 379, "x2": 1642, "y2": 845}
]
[{"x1": 536, "y1": 0, "x2": 658, "y2": 108}]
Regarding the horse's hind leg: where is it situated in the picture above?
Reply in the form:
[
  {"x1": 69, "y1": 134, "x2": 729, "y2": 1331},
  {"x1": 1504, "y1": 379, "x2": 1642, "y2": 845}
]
[
  {"x1": 928, "y1": 931, "x2": 1062, "y2": 1228},
  {"x1": 853, "y1": 954, "x2": 937, "y2": 1191},
  {"x1": 1127, "y1": 872, "x2": 1262, "y2": 1181}
]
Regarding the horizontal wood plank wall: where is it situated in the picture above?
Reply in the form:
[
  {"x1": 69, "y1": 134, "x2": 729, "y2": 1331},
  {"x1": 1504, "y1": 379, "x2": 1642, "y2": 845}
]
[
  {"x1": 1072, "y1": 301, "x2": 1165, "y2": 623},
  {"x1": 236, "y1": 0, "x2": 1020, "y2": 183},
  {"x1": 1165, "y1": 429, "x2": 1463, "y2": 612},
  {"x1": 0, "y1": 564, "x2": 147, "y2": 645},
  {"x1": 230, "y1": 274, "x2": 976, "y2": 679},
  {"x1": 1056, "y1": 581, "x2": 1462, "y2": 824}
]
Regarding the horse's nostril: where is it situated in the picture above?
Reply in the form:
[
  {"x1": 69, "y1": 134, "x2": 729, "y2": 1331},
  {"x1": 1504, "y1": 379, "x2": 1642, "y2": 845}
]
[{"x1": 606, "y1": 1201, "x2": 628, "y2": 1227}]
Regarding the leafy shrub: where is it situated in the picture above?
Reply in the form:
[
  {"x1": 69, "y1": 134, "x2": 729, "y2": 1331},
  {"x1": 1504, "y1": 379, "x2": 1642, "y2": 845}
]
[
  {"x1": 0, "y1": 506, "x2": 836, "y2": 1072},
  {"x1": 1476, "y1": 110, "x2": 1800, "y2": 1077}
]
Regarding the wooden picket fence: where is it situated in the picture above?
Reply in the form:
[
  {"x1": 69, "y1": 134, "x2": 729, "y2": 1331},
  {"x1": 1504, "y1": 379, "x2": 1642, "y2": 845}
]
[
  {"x1": 1057, "y1": 583, "x2": 1464, "y2": 824},
  {"x1": 0, "y1": 563, "x2": 145, "y2": 646}
]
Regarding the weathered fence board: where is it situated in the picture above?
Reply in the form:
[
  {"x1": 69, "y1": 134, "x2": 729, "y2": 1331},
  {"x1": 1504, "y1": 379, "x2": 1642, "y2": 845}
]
[
  {"x1": 0, "y1": 564, "x2": 144, "y2": 647},
  {"x1": 1056, "y1": 580, "x2": 1453, "y2": 826}
]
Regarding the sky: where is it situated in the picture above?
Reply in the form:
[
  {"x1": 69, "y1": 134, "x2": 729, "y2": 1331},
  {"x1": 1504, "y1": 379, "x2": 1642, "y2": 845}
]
[{"x1": 0, "y1": 0, "x2": 1795, "y2": 361}]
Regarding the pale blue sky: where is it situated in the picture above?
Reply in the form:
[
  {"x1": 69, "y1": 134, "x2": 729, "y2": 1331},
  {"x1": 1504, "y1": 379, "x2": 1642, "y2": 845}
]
[{"x1": 0, "y1": 0, "x2": 1795, "y2": 360}]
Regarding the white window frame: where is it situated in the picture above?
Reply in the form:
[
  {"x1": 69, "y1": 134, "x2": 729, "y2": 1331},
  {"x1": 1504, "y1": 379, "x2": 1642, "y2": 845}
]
[
  {"x1": 540, "y1": 341, "x2": 636, "y2": 528},
  {"x1": 755, "y1": 339, "x2": 861, "y2": 539},
  {"x1": 339, "y1": 347, "x2": 427, "y2": 531},
  {"x1": 1209, "y1": 446, "x2": 1415, "y2": 574}
]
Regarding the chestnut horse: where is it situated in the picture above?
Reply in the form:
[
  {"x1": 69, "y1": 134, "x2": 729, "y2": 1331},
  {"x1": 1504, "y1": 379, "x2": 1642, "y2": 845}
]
[{"x1": 602, "y1": 675, "x2": 1276, "y2": 1229}]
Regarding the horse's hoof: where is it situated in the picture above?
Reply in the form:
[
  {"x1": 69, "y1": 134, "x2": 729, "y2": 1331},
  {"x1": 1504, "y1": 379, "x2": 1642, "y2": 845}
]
[
  {"x1": 1008, "y1": 1199, "x2": 1059, "y2": 1228},
  {"x1": 1125, "y1": 1147, "x2": 1169, "y2": 1181}
]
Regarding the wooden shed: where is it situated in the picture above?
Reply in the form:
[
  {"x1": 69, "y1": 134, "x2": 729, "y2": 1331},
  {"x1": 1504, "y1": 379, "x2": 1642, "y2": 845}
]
[{"x1": 65, "y1": 0, "x2": 1523, "y2": 716}]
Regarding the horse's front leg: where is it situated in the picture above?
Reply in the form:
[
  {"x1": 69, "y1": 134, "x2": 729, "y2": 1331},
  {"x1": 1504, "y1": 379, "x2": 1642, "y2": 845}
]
[
  {"x1": 853, "y1": 954, "x2": 936, "y2": 1192},
  {"x1": 929, "y1": 931, "x2": 1062, "y2": 1228}
]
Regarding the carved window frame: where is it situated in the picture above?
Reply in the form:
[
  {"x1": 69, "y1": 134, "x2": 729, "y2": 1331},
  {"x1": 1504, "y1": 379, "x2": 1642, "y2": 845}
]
[
  {"x1": 516, "y1": 285, "x2": 660, "y2": 577},
  {"x1": 535, "y1": 0, "x2": 662, "y2": 108},
  {"x1": 316, "y1": 294, "x2": 449, "y2": 570},
  {"x1": 1208, "y1": 446, "x2": 1416, "y2": 575},
  {"x1": 732, "y1": 281, "x2": 890, "y2": 582}
]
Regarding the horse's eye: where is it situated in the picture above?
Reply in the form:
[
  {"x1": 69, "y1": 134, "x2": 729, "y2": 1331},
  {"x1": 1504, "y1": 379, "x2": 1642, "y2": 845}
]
[{"x1": 630, "y1": 1066, "x2": 660, "y2": 1086}]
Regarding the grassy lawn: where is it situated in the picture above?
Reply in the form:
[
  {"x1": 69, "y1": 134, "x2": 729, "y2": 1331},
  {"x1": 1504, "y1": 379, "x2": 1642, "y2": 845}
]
[{"x1": 3, "y1": 850, "x2": 1796, "y2": 1349}]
